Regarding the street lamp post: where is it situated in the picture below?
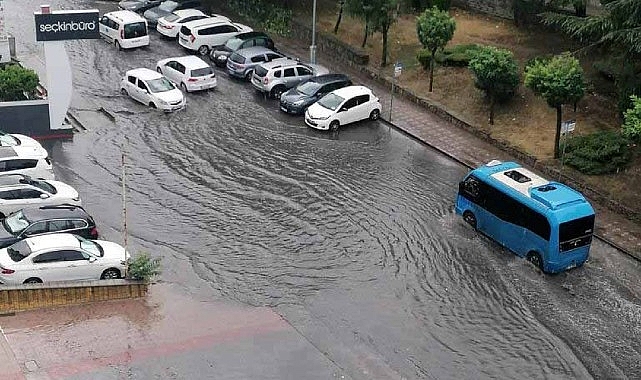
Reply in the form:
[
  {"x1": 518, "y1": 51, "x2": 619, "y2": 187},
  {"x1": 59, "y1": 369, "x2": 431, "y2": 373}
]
[{"x1": 310, "y1": 0, "x2": 317, "y2": 64}]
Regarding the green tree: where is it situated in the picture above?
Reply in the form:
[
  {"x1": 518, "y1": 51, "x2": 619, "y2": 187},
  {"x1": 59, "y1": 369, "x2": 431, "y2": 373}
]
[
  {"x1": 524, "y1": 53, "x2": 585, "y2": 159},
  {"x1": 345, "y1": 0, "x2": 375, "y2": 47},
  {"x1": 369, "y1": 0, "x2": 399, "y2": 66},
  {"x1": 334, "y1": 0, "x2": 346, "y2": 34},
  {"x1": 468, "y1": 46, "x2": 520, "y2": 125},
  {"x1": 622, "y1": 95, "x2": 641, "y2": 141},
  {"x1": 416, "y1": 6, "x2": 456, "y2": 91},
  {"x1": 0, "y1": 64, "x2": 39, "y2": 101}
]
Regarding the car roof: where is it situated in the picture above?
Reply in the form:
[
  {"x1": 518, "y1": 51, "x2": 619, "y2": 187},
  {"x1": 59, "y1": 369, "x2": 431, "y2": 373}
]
[
  {"x1": 104, "y1": 10, "x2": 146, "y2": 23},
  {"x1": 20, "y1": 205, "x2": 91, "y2": 222},
  {"x1": 164, "y1": 55, "x2": 210, "y2": 68},
  {"x1": 307, "y1": 73, "x2": 350, "y2": 84},
  {"x1": 259, "y1": 58, "x2": 304, "y2": 70},
  {"x1": 0, "y1": 145, "x2": 47, "y2": 160},
  {"x1": 126, "y1": 68, "x2": 163, "y2": 80},
  {"x1": 182, "y1": 16, "x2": 230, "y2": 29},
  {"x1": 331, "y1": 85, "x2": 373, "y2": 97},
  {"x1": 172, "y1": 9, "x2": 206, "y2": 18},
  {"x1": 234, "y1": 46, "x2": 280, "y2": 57},
  {"x1": 24, "y1": 233, "x2": 81, "y2": 252}
]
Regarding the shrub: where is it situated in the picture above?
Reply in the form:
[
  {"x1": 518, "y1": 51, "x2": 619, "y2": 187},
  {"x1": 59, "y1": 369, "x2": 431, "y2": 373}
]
[
  {"x1": 127, "y1": 252, "x2": 161, "y2": 282},
  {"x1": 622, "y1": 95, "x2": 641, "y2": 141},
  {"x1": 0, "y1": 64, "x2": 39, "y2": 101},
  {"x1": 434, "y1": 44, "x2": 482, "y2": 67},
  {"x1": 226, "y1": 0, "x2": 291, "y2": 36},
  {"x1": 561, "y1": 131, "x2": 633, "y2": 175}
]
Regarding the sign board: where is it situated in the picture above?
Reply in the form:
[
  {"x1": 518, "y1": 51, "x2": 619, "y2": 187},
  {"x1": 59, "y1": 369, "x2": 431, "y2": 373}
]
[
  {"x1": 561, "y1": 119, "x2": 576, "y2": 135},
  {"x1": 394, "y1": 62, "x2": 403, "y2": 78},
  {"x1": 34, "y1": 10, "x2": 100, "y2": 41}
]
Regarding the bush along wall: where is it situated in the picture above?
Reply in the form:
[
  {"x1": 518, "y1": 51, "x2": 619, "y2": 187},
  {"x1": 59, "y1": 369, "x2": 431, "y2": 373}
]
[
  {"x1": 226, "y1": 0, "x2": 292, "y2": 36},
  {"x1": 561, "y1": 131, "x2": 633, "y2": 175}
]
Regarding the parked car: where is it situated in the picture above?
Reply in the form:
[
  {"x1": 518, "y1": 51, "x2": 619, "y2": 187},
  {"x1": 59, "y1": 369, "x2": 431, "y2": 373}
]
[
  {"x1": 118, "y1": 0, "x2": 163, "y2": 14},
  {"x1": 0, "y1": 205, "x2": 98, "y2": 249},
  {"x1": 156, "y1": 9, "x2": 212, "y2": 38},
  {"x1": 99, "y1": 10, "x2": 149, "y2": 50},
  {"x1": 279, "y1": 74, "x2": 352, "y2": 115},
  {"x1": 251, "y1": 58, "x2": 329, "y2": 99},
  {"x1": 120, "y1": 68, "x2": 186, "y2": 112},
  {"x1": 143, "y1": 0, "x2": 203, "y2": 27},
  {"x1": 0, "y1": 131, "x2": 49, "y2": 156},
  {"x1": 210, "y1": 31, "x2": 275, "y2": 67},
  {"x1": 178, "y1": 18, "x2": 252, "y2": 56},
  {"x1": 0, "y1": 233, "x2": 129, "y2": 284},
  {"x1": 156, "y1": 56, "x2": 216, "y2": 92},
  {"x1": 0, "y1": 174, "x2": 82, "y2": 218},
  {"x1": 305, "y1": 85, "x2": 381, "y2": 131},
  {"x1": 226, "y1": 46, "x2": 285, "y2": 81},
  {"x1": 0, "y1": 146, "x2": 54, "y2": 180}
]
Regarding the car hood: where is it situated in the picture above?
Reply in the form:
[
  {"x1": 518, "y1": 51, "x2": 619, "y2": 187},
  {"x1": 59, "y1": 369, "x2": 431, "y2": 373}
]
[
  {"x1": 10, "y1": 134, "x2": 48, "y2": 157},
  {"x1": 306, "y1": 103, "x2": 334, "y2": 119},
  {"x1": 145, "y1": 8, "x2": 170, "y2": 20},
  {"x1": 0, "y1": 225, "x2": 16, "y2": 241},
  {"x1": 281, "y1": 88, "x2": 310, "y2": 103},
  {"x1": 119, "y1": 1, "x2": 146, "y2": 10},
  {"x1": 47, "y1": 180, "x2": 81, "y2": 202},
  {"x1": 96, "y1": 240, "x2": 129, "y2": 261},
  {"x1": 155, "y1": 89, "x2": 184, "y2": 103}
]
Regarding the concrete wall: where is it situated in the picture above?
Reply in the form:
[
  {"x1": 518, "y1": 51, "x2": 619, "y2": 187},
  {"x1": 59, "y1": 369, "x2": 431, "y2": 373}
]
[{"x1": 453, "y1": 0, "x2": 513, "y2": 19}]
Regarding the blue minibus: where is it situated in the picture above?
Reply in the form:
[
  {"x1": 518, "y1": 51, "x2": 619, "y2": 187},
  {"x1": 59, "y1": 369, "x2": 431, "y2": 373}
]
[{"x1": 455, "y1": 160, "x2": 595, "y2": 273}]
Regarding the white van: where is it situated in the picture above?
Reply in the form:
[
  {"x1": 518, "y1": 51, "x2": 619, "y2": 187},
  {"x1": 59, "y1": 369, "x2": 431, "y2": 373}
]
[
  {"x1": 178, "y1": 18, "x2": 252, "y2": 56},
  {"x1": 99, "y1": 10, "x2": 150, "y2": 50}
]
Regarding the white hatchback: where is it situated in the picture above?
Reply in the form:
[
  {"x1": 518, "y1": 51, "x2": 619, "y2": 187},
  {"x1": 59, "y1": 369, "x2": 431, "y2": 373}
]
[
  {"x1": 156, "y1": 56, "x2": 216, "y2": 92},
  {"x1": 0, "y1": 174, "x2": 81, "y2": 218},
  {"x1": 0, "y1": 233, "x2": 130, "y2": 285},
  {"x1": 120, "y1": 68, "x2": 186, "y2": 112},
  {"x1": 156, "y1": 9, "x2": 212, "y2": 38},
  {"x1": 305, "y1": 86, "x2": 382, "y2": 131}
]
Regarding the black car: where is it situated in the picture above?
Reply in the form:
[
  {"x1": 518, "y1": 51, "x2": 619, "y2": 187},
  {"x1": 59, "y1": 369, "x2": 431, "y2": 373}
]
[
  {"x1": 0, "y1": 205, "x2": 98, "y2": 249},
  {"x1": 143, "y1": 0, "x2": 203, "y2": 27},
  {"x1": 279, "y1": 74, "x2": 352, "y2": 115},
  {"x1": 210, "y1": 31, "x2": 275, "y2": 67},
  {"x1": 118, "y1": 0, "x2": 163, "y2": 14}
]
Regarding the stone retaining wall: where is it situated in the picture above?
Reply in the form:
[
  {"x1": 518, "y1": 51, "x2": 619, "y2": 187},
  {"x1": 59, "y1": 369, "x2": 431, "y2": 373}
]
[
  {"x1": 290, "y1": 19, "x2": 369, "y2": 66},
  {"x1": 452, "y1": 0, "x2": 513, "y2": 19},
  {"x1": 0, "y1": 280, "x2": 148, "y2": 314}
]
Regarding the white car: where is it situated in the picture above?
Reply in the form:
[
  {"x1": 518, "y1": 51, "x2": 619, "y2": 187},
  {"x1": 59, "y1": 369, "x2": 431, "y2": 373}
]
[
  {"x1": 0, "y1": 233, "x2": 130, "y2": 285},
  {"x1": 305, "y1": 85, "x2": 382, "y2": 131},
  {"x1": 0, "y1": 146, "x2": 54, "y2": 180},
  {"x1": 156, "y1": 56, "x2": 216, "y2": 92},
  {"x1": 156, "y1": 9, "x2": 212, "y2": 38},
  {"x1": 120, "y1": 68, "x2": 186, "y2": 112},
  {"x1": 0, "y1": 174, "x2": 81, "y2": 218},
  {"x1": 0, "y1": 131, "x2": 49, "y2": 156},
  {"x1": 99, "y1": 10, "x2": 150, "y2": 50},
  {"x1": 178, "y1": 18, "x2": 252, "y2": 56}
]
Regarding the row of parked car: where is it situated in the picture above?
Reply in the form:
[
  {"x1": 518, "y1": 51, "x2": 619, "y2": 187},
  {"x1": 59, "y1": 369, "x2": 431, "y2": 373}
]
[
  {"x1": 109, "y1": 1, "x2": 383, "y2": 131},
  {"x1": 0, "y1": 136, "x2": 130, "y2": 285}
]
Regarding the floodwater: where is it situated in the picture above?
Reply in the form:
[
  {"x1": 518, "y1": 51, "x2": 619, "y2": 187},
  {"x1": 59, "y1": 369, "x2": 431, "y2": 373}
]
[{"x1": 4, "y1": 0, "x2": 641, "y2": 378}]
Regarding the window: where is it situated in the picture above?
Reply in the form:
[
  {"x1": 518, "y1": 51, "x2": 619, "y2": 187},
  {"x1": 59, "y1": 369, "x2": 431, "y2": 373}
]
[
  {"x1": 0, "y1": 190, "x2": 17, "y2": 200},
  {"x1": 175, "y1": 62, "x2": 186, "y2": 74},
  {"x1": 273, "y1": 70, "x2": 281, "y2": 78},
  {"x1": 459, "y1": 176, "x2": 481, "y2": 202},
  {"x1": 342, "y1": 97, "x2": 358, "y2": 110},
  {"x1": 33, "y1": 251, "x2": 64, "y2": 264},
  {"x1": 17, "y1": 188, "x2": 44, "y2": 199},
  {"x1": 283, "y1": 68, "x2": 296, "y2": 77},
  {"x1": 255, "y1": 38, "x2": 267, "y2": 47},
  {"x1": 251, "y1": 55, "x2": 266, "y2": 63},
  {"x1": 218, "y1": 25, "x2": 238, "y2": 33},
  {"x1": 0, "y1": 159, "x2": 38, "y2": 172},
  {"x1": 70, "y1": 219, "x2": 89, "y2": 229},
  {"x1": 123, "y1": 22, "x2": 147, "y2": 39},
  {"x1": 504, "y1": 170, "x2": 531, "y2": 183},
  {"x1": 109, "y1": 20, "x2": 119, "y2": 30},
  {"x1": 266, "y1": 53, "x2": 281, "y2": 61},
  {"x1": 354, "y1": 94, "x2": 370, "y2": 105},
  {"x1": 128, "y1": 76, "x2": 137, "y2": 85},
  {"x1": 198, "y1": 27, "x2": 214, "y2": 36},
  {"x1": 23, "y1": 222, "x2": 47, "y2": 235},
  {"x1": 48, "y1": 219, "x2": 72, "y2": 232},
  {"x1": 100, "y1": 16, "x2": 109, "y2": 26},
  {"x1": 137, "y1": 80, "x2": 148, "y2": 91},
  {"x1": 63, "y1": 250, "x2": 88, "y2": 261},
  {"x1": 297, "y1": 66, "x2": 312, "y2": 76}
]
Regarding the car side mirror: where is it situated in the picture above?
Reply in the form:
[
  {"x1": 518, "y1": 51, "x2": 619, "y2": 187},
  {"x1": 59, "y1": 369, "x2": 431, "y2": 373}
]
[
  {"x1": 89, "y1": 257, "x2": 97, "y2": 263},
  {"x1": 39, "y1": 194, "x2": 49, "y2": 199},
  {"x1": 340, "y1": 107, "x2": 348, "y2": 112}
]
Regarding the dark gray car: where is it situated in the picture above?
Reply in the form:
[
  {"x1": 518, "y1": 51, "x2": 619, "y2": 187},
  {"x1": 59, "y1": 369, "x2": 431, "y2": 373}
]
[
  {"x1": 143, "y1": 0, "x2": 202, "y2": 27},
  {"x1": 279, "y1": 74, "x2": 352, "y2": 115},
  {"x1": 118, "y1": 0, "x2": 163, "y2": 14},
  {"x1": 210, "y1": 31, "x2": 275, "y2": 67},
  {"x1": 226, "y1": 46, "x2": 285, "y2": 81}
]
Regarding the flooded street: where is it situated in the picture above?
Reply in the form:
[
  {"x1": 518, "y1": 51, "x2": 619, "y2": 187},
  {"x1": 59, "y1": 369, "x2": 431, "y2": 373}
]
[{"x1": 4, "y1": 0, "x2": 641, "y2": 378}]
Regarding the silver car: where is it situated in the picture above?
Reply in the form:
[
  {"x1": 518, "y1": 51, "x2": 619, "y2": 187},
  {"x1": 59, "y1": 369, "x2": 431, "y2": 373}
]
[
  {"x1": 226, "y1": 46, "x2": 285, "y2": 81},
  {"x1": 251, "y1": 58, "x2": 329, "y2": 99}
]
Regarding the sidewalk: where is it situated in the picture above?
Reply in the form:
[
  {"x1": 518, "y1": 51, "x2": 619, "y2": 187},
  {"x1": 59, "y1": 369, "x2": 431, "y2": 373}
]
[{"x1": 280, "y1": 36, "x2": 641, "y2": 262}]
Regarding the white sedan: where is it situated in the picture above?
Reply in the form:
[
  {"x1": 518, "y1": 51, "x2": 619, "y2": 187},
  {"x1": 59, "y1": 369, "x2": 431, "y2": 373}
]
[
  {"x1": 156, "y1": 56, "x2": 217, "y2": 93},
  {"x1": 120, "y1": 68, "x2": 186, "y2": 112},
  {"x1": 0, "y1": 233, "x2": 130, "y2": 285},
  {"x1": 156, "y1": 9, "x2": 211, "y2": 39}
]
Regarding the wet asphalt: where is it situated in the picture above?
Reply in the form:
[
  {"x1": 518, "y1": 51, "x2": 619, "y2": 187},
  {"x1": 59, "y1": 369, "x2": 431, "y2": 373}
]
[{"x1": 1, "y1": 0, "x2": 641, "y2": 379}]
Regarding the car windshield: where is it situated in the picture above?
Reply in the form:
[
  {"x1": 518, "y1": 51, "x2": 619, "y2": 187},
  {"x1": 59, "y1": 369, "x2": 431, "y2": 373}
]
[
  {"x1": 147, "y1": 77, "x2": 175, "y2": 93},
  {"x1": 191, "y1": 67, "x2": 214, "y2": 77},
  {"x1": 229, "y1": 52, "x2": 245, "y2": 64},
  {"x1": 225, "y1": 38, "x2": 243, "y2": 51},
  {"x1": 123, "y1": 22, "x2": 147, "y2": 39},
  {"x1": 3, "y1": 210, "x2": 30, "y2": 235},
  {"x1": 77, "y1": 235, "x2": 104, "y2": 257},
  {"x1": 163, "y1": 13, "x2": 180, "y2": 22},
  {"x1": 158, "y1": 1, "x2": 178, "y2": 11},
  {"x1": 6, "y1": 240, "x2": 31, "y2": 262},
  {"x1": 317, "y1": 93, "x2": 345, "y2": 111},
  {"x1": 0, "y1": 132, "x2": 19, "y2": 146},
  {"x1": 296, "y1": 81, "x2": 322, "y2": 96}
]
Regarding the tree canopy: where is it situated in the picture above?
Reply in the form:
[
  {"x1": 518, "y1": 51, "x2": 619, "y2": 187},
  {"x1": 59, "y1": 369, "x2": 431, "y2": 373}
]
[
  {"x1": 0, "y1": 64, "x2": 39, "y2": 102},
  {"x1": 416, "y1": 6, "x2": 456, "y2": 91}
]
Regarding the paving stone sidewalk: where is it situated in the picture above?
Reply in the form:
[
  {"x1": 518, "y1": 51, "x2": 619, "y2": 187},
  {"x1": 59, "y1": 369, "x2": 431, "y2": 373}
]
[{"x1": 281, "y1": 37, "x2": 641, "y2": 261}]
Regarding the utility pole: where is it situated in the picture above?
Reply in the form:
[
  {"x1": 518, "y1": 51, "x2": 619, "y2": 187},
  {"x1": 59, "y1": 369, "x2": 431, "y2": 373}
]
[{"x1": 310, "y1": 0, "x2": 317, "y2": 64}]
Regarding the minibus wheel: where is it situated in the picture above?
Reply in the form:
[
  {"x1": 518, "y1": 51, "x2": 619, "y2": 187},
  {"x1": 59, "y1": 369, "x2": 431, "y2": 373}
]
[
  {"x1": 527, "y1": 251, "x2": 543, "y2": 271},
  {"x1": 462, "y1": 211, "x2": 477, "y2": 230}
]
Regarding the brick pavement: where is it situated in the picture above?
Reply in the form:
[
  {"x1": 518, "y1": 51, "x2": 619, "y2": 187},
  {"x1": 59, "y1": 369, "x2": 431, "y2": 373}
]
[{"x1": 279, "y1": 37, "x2": 641, "y2": 261}]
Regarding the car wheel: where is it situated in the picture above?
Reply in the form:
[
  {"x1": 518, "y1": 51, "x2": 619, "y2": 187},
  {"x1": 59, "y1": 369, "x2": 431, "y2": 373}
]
[
  {"x1": 149, "y1": 102, "x2": 157, "y2": 109},
  {"x1": 214, "y1": 60, "x2": 225, "y2": 68},
  {"x1": 24, "y1": 277, "x2": 42, "y2": 284},
  {"x1": 462, "y1": 211, "x2": 477, "y2": 230},
  {"x1": 156, "y1": 67, "x2": 162, "y2": 73},
  {"x1": 120, "y1": 88, "x2": 128, "y2": 96},
  {"x1": 197, "y1": 45, "x2": 209, "y2": 56},
  {"x1": 329, "y1": 120, "x2": 340, "y2": 131},
  {"x1": 527, "y1": 251, "x2": 544, "y2": 272},
  {"x1": 0, "y1": 213, "x2": 5, "y2": 219},
  {"x1": 101, "y1": 268, "x2": 121, "y2": 280},
  {"x1": 245, "y1": 70, "x2": 254, "y2": 82},
  {"x1": 271, "y1": 86, "x2": 286, "y2": 99},
  {"x1": 180, "y1": 82, "x2": 189, "y2": 93},
  {"x1": 115, "y1": 40, "x2": 121, "y2": 51},
  {"x1": 370, "y1": 109, "x2": 380, "y2": 120}
]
